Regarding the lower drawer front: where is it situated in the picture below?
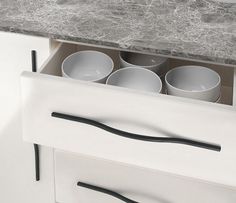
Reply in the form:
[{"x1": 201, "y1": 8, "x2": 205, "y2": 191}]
[{"x1": 55, "y1": 150, "x2": 236, "y2": 203}]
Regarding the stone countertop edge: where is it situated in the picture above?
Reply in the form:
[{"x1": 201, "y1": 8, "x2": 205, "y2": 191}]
[{"x1": 0, "y1": 0, "x2": 236, "y2": 66}]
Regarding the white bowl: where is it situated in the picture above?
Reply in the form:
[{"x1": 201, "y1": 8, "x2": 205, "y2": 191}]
[
  {"x1": 165, "y1": 66, "x2": 221, "y2": 102},
  {"x1": 119, "y1": 51, "x2": 168, "y2": 75},
  {"x1": 62, "y1": 51, "x2": 114, "y2": 83},
  {"x1": 106, "y1": 67, "x2": 162, "y2": 93}
]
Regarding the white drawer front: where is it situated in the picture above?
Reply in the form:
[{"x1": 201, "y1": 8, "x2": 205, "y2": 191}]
[
  {"x1": 55, "y1": 150, "x2": 236, "y2": 203},
  {"x1": 21, "y1": 43, "x2": 236, "y2": 187}
]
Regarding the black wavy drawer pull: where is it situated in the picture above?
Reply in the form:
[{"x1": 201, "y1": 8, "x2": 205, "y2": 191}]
[
  {"x1": 77, "y1": 182, "x2": 139, "y2": 203},
  {"x1": 51, "y1": 112, "x2": 221, "y2": 152}
]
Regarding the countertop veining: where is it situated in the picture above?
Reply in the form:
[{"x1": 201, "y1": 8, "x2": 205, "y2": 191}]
[{"x1": 0, "y1": 0, "x2": 236, "y2": 65}]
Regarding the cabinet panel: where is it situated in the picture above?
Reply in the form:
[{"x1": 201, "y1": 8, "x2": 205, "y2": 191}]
[
  {"x1": 55, "y1": 150, "x2": 236, "y2": 203},
  {"x1": 0, "y1": 32, "x2": 54, "y2": 203}
]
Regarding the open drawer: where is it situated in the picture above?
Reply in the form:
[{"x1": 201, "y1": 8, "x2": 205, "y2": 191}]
[{"x1": 21, "y1": 42, "x2": 236, "y2": 187}]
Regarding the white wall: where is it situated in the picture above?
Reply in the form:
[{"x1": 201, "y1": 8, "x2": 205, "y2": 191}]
[{"x1": 0, "y1": 32, "x2": 54, "y2": 203}]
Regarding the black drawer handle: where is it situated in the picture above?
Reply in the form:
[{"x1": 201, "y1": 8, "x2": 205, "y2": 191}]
[
  {"x1": 32, "y1": 50, "x2": 40, "y2": 181},
  {"x1": 33, "y1": 143, "x2": 40, "y2": 181},
  {"x1": 77, "y1": 182, "x2": 139, "y2": 203},
  {"x1": 51, "y1": 112, "x2": 221, "y2": 152}
]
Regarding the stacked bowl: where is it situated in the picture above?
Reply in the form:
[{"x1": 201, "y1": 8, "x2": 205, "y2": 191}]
[
  {"x1": 165, "y1": 66, "x2": 221, "y2": 102},
  {"x1": 62, "y1": 50, "x2": 114, "y2": 83}
]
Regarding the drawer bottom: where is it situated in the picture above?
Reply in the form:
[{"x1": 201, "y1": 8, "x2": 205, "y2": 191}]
[{"x1": 55, "y1": 150, "x2": 236, "y2": 203}]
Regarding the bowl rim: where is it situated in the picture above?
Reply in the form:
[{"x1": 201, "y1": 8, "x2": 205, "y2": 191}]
[
  {"x1": 61, "y1": 50, "x2": 114, "y2": 82},
  {"x1": 165, "y1": 65, "x2": 221, "y2": 93},
  {"x1": 106, "y1": 66, "x2": 163, "y2": 93},
  {"x1": 119, "y1": 51, "x2": 168, "y2": 68}
]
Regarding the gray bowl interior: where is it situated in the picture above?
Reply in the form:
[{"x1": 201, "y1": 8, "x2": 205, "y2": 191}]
[{"x1": 62, "y1": 51, "x2": 113, "y2": 81}]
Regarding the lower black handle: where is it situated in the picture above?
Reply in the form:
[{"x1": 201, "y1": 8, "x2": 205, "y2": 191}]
[
  {"x1": 77, "y1": 182, "x2": 139, "y2": 203},
  {"x1": 34, "y1": 144, "x2": 40, "y2": 181}
]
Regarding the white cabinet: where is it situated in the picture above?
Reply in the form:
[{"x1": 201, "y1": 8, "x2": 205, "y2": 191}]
[
  {"x1": 0, "y1": 32, "x2": 55, "y2": 203},
  {"x1": 20, "y1": 42, "x2": 236, "y2": 189},
  {"x1": 1, "y1": 30, "x2": 234, "y2": 203}
]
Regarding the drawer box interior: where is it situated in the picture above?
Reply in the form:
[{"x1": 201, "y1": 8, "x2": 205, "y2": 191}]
[{"x1": 40, "y1": 41, "x2": 235, "y2": 106}]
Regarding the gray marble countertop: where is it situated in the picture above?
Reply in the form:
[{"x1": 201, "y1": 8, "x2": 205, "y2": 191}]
[{"x1": 0, "y1": 0, "x2": 236, "y2": 65}]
